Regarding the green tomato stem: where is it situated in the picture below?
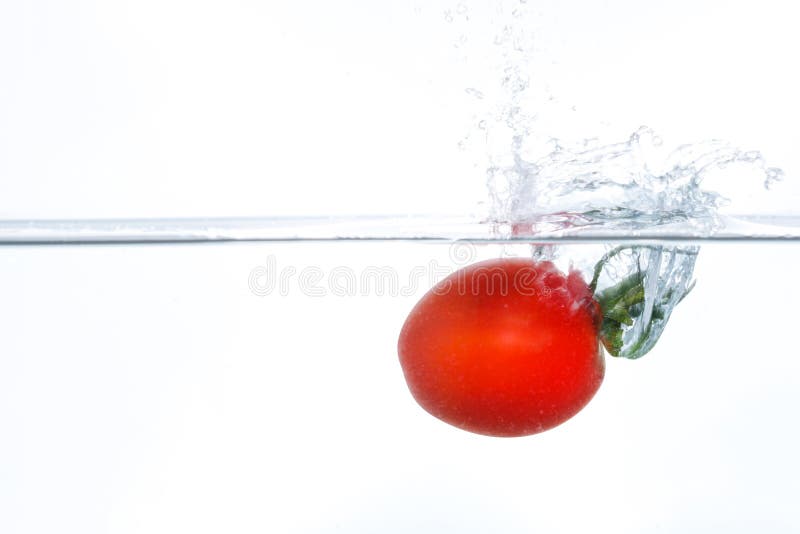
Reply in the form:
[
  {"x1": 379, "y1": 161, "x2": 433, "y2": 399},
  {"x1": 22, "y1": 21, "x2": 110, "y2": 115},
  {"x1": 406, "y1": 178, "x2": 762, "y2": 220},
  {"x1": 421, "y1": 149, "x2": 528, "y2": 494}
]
[{"x1": 589, "y1": 245, "x2": 693, "y2": 359}]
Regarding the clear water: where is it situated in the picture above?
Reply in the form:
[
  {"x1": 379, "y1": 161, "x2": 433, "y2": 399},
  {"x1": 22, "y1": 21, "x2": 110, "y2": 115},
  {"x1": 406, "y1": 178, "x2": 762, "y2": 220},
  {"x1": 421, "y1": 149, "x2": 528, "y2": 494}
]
[
  {"x1": 2, "y1": 0, "x2": 799, "y2": 532},
  {"x1": 1, "y1": 241, "x2": 798, "y2": 532},
  {"x1": 450, "y1": 0, "x2": 789, "y2": 360}
]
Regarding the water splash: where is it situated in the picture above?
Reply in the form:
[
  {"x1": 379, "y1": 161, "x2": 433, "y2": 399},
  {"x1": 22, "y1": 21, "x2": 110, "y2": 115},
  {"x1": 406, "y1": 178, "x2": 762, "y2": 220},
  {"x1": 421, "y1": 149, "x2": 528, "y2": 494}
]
[
  {"x1": 490, "y1": 127, "x2": 783, "y2": 236},
  {"x1": 450, "y1": 0, "x2": 783, "y2": 358},
  {"x1": 444, "y1": 1, "x2": 782, "y2": 233},
  {"x1": 590, "y1": 245, "x2": 698, "y2": 359}
]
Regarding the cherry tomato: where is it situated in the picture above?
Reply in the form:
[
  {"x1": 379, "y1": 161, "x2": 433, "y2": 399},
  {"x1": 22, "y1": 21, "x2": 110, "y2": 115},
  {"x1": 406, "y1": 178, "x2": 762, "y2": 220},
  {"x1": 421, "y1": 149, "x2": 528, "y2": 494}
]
[{"x1": 398, "y1": 258, "x2": 604, "y2": 437}]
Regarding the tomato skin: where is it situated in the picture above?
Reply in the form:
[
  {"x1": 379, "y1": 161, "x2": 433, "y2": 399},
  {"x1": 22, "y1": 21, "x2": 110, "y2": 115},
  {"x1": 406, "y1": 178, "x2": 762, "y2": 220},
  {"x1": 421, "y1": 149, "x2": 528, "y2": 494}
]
[{"x1": 398, "y1": 258, "x2": 604, "y2": 437}]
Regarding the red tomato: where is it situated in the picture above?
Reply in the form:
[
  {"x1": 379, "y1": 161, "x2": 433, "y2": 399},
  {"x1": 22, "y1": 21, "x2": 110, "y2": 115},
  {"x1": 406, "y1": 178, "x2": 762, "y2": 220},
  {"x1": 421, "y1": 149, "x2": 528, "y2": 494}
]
[{"x1": 398, "y1": 258, "x2": 604, "y2": 437}]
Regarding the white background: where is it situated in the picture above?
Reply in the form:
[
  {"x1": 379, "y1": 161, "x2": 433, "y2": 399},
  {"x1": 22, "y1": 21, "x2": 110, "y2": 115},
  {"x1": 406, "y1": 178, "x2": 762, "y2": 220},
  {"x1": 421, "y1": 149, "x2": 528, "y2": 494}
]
[
  {"x1": 1, "y1": 0, "x2": 798, "y2": 218},
  {"x1": 1, "y1": 1, "x2": 799, "y2": 533}
]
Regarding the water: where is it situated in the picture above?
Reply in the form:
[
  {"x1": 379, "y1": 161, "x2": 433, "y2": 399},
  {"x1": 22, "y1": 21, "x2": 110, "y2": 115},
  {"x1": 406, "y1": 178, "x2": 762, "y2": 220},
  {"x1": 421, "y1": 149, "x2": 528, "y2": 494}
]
[
  {"x1": 3, "y1": 0, "x2": 799, "y2": 532},
  {"x1": 1, "y1": 241, "x2": 799, "y2": 532},
  {"x1": 448, "y1": 0, "x2": 790, "y2": 360}
]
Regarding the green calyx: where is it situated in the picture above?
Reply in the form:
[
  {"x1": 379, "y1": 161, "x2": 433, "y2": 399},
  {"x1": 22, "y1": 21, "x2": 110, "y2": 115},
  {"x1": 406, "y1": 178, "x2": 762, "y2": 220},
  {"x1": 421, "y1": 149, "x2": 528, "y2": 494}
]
[
  {"x1": 594, "y1": 271, "x2": 645, "y2": 357},
  {"x1": 589, "y1": 246, "x2": 694, "y2": 359}
]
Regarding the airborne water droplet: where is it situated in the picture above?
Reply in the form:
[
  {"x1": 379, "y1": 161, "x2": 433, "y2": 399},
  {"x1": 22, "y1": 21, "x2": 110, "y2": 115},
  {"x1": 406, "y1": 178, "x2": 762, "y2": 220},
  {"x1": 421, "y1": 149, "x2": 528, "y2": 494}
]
[
  {"x1": 451, "y1": 0, "x2": 785, "y2": 359},
  {"x1": 764, "y1": 167, "x2": 785, "y2": 189}
]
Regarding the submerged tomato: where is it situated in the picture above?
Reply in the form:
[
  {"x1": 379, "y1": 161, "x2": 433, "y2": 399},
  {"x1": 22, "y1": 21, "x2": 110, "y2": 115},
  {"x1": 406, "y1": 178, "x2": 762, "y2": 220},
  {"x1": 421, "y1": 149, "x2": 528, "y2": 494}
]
[{"x1": 398, "y1": 258, "x2": 604, "y2": 437}]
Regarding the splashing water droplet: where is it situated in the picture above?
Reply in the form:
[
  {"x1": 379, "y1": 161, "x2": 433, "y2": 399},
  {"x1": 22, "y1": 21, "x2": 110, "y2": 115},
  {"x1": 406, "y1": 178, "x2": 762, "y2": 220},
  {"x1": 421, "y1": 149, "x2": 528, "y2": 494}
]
[
  {"x1": 765, "y1": 167, "x2": 785, "y2": 190},
  {"x1": 449, "y1": 0, "x2": 784, "y2": 358}
]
